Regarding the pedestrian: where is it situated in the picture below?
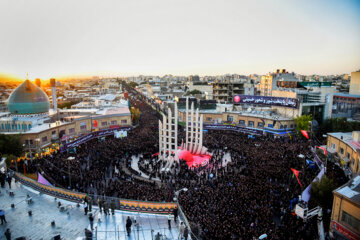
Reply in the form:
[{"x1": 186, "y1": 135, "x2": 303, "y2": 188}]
[
  {"x1": 84, "y1": 228, "x2": 92, "y2": 240},
  {"x1": 88, "y1": 197, "x2": 92, "y2": 212},
  {"x1": 4, "y1": 228, "x2": 11, "y2": 240},
  {"x1": 88, "y1": 213, "x2": 94, "y2": 230},
  {"x1": 6, "y1": 174, "x2": 12, "y2": 189},
  {"x1": 110, "y1": 199, "x2": 115, "y2": 215},
  {"x1": 178, "y1": 222, "x2": 185, "y2": 239},
  {"x1": 183, "y1": 227, "x2": 189, "y2": 240},
  {"x1": 0, "y1": 209, "x2": 7, "y2": 224},
  {"x1": 173, "y1": 206, "x2": 178, "y2": 223},
  {"x1": 0, "y1": 173, "x2": 5, "y2": 188},
  {"x1": 104, "y1": 201, "x2": 109, "y2": 215},
  {"x1": 83, "y1": 201, "x2": 88, "y2": 215},
  {"x1": 167, "y1": 214, "x2": 173, "y2": 229},
  {"x1": 98, "y1": 197, "x2": 103, "y2": 213},
  {"x1": 126, "y1": 216, "x2": 132, "y2": 236}
]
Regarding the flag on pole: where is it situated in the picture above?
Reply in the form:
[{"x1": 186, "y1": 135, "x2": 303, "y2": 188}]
[
  {"x1": 301, "y1": 130, "x2": 309, "y2": 139},
  {"x1": 316, "y1": 146, "x2": 327, "y2": 156},
  {"x1": 291, "y1": 168, "x2": 302, "y2": 187},
  {"x1": 94, "y1": 120, "x2": 98, "y2": 128}
]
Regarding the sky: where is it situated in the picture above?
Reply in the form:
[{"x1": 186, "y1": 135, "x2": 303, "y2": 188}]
[{"x1": 0, "y1": 0, "x2": 359, "y2": 79}]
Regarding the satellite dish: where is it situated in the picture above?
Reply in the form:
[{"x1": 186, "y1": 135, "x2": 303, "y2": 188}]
[{"x1": 247, "y1": 107, "x2": 252, "y2": 112}]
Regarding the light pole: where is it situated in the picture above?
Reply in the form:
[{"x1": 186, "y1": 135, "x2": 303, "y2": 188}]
[
  {"x1": 67, "y1": 156, "x2": 75, "y2": 189},
  {"x1": 35, "y1": 138, "x2": 40, "y2": 157},
  {"x1": 298, "y1": 154, "x2": 305, "y2": 189}
]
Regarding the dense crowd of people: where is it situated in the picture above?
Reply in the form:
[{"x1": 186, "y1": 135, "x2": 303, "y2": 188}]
[{"x1": 18, "y1": 84, "x2": 348, "y2": 240}]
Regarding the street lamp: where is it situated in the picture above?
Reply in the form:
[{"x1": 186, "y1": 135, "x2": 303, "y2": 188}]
[
  {"x1": 67, "y1": 156, "x2": 75, "y2": 189},
  {"x1": 35, "y1": 138, "x2": 40, "y2": 156}
]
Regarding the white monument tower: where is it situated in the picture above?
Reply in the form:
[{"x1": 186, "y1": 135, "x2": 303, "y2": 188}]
[
  {"x1": 183, "y1": 97, "x2": 207, "y2": 155},
  {"x1": 159, "y1": 102, "x2": 178, "y2": 167}
]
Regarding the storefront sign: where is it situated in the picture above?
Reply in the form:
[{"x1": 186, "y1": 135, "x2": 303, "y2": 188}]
[
  {"x1": 233, "y1": 95, "x2": 299, "y2": 108},
  {"x1": 331, "y1": 220, "x2": 360, "y2": 240},
  {"x1": 61, "y1": 126, "x2": 132, "y2": 151},
  {"x1": 203, "y1": 124, "x2": 264, "y2": 135}
]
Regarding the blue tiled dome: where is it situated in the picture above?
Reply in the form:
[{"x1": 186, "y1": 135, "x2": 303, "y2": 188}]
[{"x1": 7, "y1": 80, "x2": 50, "y2": 114}]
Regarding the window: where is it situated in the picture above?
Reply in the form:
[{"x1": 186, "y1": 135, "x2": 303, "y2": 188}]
[
  {"x1": 331, "y1": 143, "x2": 336, "y2": 150},
  {"x1": 24, "y1": 124, "x2": 27, "y2": 130},
  {"x1": 52, "y1": 130, "x2": 56, "y2": 135},
  {"x1": 248, "y1": 121, "x2": 254, "y2": 127},
  {"x1": 111, "y1": 120, "x2": 117, "y2": 125},
  {"x1": 258, "y1": 122, "x2": 264, "y2": 128},
  {"x1": 101, "y1": 122, "x2": 107, "y2": 127},
  {"x1": 239, "y1": 120, "x2": 245, "y2": 125},
  {"x1": 290, "y1": 125, "x2": 293, "y2": 128},
  {"x1": 28, "y1": 124, "x2": 31, "y2": 130},
  {"x1": 1, "y1": 124, "x2": 3, "y2": 129},
  {"x1": 342, "y1": 211, "x2": 360, "y2": 231},
  {"x1": 347, "y1": 153, "x2": 350, "y2": 159},
  {"x1": 42, "y1": 136, "x2": 48, "y2": 142},
  {"x1": 340, "y1": 148, "x2": 344, "y2": 155},
  {"x1": 284, "y1": 125, "x2": 287, "y2": 129},
  {"x1": 69, "y1": 128, "x2": 75, "y2": 134},
  {"x1": 121, "y1": 119, "x2": 127, "y2": 124},
  {"x1": 280, "y1": 125, "x2": 283, "y2": 129},
  {"x1": 227, "y1": 116, "x2": 234, "y2": 122},
  {"x1": 206, "y1": 117, "x2": 212, "y2": 122},
  {"x1": 268, "y1": 124, "x2": 273, "y2": 128},
  {"x1": 80, "y1": 121, "x2": 87, "y2": 130}
]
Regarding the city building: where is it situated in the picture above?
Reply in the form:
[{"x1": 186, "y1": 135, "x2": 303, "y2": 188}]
[
  {"x1": 0, "y1": 79, "x2": 131, "y2": 154},
  {"x1": 327, "y1": 131, "x2": 360, "y2": 175},
  {"x1": 213, "y1": 79, "x2": 254, "y2": 103},
  {"x1": 330, "y1": 175, "x2": 360, "y2": 240},
  {"x1": 350, "y1": 71, "x2": 360, "y2": 95},
  {"x1": 332, "y1": 93, "x2": 360, "y2": 120},
  {"x1": 260, "y1": 69, "x2": 299, "y2": 96},
  {"x1": 187, "y1": 81, "x2": 213, "y2": 100}
]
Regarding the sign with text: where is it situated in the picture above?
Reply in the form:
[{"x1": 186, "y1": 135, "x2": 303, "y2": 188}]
[
  {"x1": 233, "y1": 95, "x2": 299, "y2": 109},
  {"x1": 203, "y1": 124, "x2": 264, "y2": 135},
  {"x1": 61, "y1": 126, "x2": 132, "y2": 151}
]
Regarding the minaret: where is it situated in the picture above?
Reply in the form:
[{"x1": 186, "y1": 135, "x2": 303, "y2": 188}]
[{"x1": 50, "y1": 78, "x2": 57, "y2": 112}]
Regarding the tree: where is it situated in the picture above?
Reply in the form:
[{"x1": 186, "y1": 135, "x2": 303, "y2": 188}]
[
  {"x1": 130, "y1": 107, "x2": 141, "y2": 124},
  {"x1": 0, "y1": 134, "x2": 23, "y2": 157},
  {"x1": 310, "y1": 176, "x2": 338, "y2": 209},
  {"x1": 318, "y1": 118, "x2": 360, "y2": 137},
  {"x1": 129, "y1": 81, "x2": 138, "y2": 88},
  {"x1": 185, "y1": 89, "x2": 202, "y2": 96},
  {"x1": 293, "y1": 115, "x2": 313, "y2": 135}
]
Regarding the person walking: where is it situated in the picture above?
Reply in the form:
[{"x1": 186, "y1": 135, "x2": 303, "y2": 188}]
[
  {"x1": 167, "y1": 214, "x2": 173, "y2": 229},
  {"x1": 88, "y1": 197, "x2": 92, "y2": 212},
  {"x1": 183, "y1": 227, "x2": 189, "y2": 240},
  {"x1": 173, "y1": 207, "x2": 178, "y2": 223},
  {"x1": 88, "y1": 213, "x2": 94, "y2": 230},
  {"x1": 4, "y1": 228, "x2": 11, "y2": 240},
  {"x1": 104, "y1": 201, "x2": 109, "y2": 215},
  {"x1": 178, "y1": 222, "x2": 185, "y2": 240},
  {"x1": 0, "y1": 209, "x2": 7, "y2": 224},
  {"x1": 83, "y1": 201, "x2": 88, "y2": 215},
  {"x1": 6, "y1": 174, "x2": 12, "y2": 189},
  {"x1": 126, "y1": 216, "x2": 132, "y2": 236},
  {"x1": 98, "y1": 197, "x2": 103, "y2": 213},
  {"x1": 110, "y1": 199, "x2": 115, "y2": 215}
]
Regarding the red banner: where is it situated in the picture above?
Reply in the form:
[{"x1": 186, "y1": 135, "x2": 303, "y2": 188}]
[{"x1": 331, "y1": 220, "x2": 360, "y2": 240}]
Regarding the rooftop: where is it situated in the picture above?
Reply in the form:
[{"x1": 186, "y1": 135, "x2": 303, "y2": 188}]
[
  {"x1": 335, "y1": 175, "x2": 360, "y2": 204},
  {"x1": 333, "y1": 93, "x2": 360, "y2": 98},
  {"x1": 328, "y1": 132, "x2": 360, "y2": 151}
]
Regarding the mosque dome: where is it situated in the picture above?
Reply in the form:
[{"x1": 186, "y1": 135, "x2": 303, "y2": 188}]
[{"x1": 7, "y1": 80, "x2": 50, "y2": 115}]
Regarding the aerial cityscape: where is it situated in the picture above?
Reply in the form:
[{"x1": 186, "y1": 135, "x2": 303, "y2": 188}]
[{"x1": 0, "y1": 0, "x2": 360, "y2": 240}]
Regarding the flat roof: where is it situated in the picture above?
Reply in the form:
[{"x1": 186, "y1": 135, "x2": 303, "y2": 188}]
[
  {"x1": 334, "y1": 93, "x2": 360, "y2": 98},
  {"x1": 335, "y1": 175, "x2": 360, "y2": 204},
  {"x1": 328, "y1": 132, "x2": 360, "y2": 151}
]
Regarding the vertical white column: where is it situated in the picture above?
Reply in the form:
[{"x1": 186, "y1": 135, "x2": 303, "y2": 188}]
[
  {"x1": 168, "y1": 107, "x2": 172, "y2": 161},
  {"x1": 189, "y1": 102, "x2": 194, "y2": 152},
  {"x1": 198, "y1": 114, "x2": 203, "y2": 154},
  {"x1": 159, "y1": 120, "x2": 163, "y2": 159},
  {"x1": 162, "y1": 114, "x2": 167, "y2": 161},
  {"x1": 185, "y1": 97, "x2": 189, "y2": 149},
  {"x1": 174, "y1": 102, "x2": 178, "y2": 162},
  {"x1": 193, "y1": 108, "x2": 199, "y2": 154}
]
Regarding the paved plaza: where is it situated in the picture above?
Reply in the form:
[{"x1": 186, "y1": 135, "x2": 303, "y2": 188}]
[{"x1": 0, "y1": 179, "x2": 183, "y2": 239}]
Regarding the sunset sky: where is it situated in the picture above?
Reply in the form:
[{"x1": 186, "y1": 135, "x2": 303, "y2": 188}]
[{"x1": 0, "y1": 0, "x2": 359, "y2": 79}]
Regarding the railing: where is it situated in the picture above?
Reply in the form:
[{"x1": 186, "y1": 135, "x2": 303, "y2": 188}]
[{"x1": 13, "y1": 171, "x2": 177, "y2": 214}]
